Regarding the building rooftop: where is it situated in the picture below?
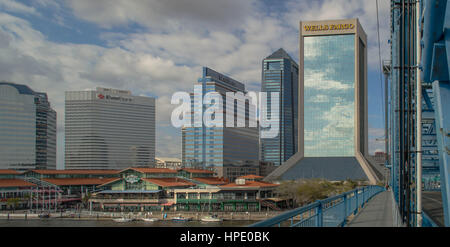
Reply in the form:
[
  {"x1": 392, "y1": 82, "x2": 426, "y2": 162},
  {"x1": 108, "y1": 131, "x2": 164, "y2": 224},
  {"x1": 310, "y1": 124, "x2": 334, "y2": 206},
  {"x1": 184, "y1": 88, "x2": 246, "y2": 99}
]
[
  {"x1": 192, "y1": 177, "x2": 228, "y2": 185},
  {"x1": 0, "y1": 170, "x2": 22, "y2": 175},
  {"x1": 181, "y1": 168, "x2": 214, "y2": 174},
  {"x1": 0, "y1": 179, "x2": 36, "y2": 188},
  {"x1": 124, "y1": 168, "x2": 178, "y2": 174},
  {"x1": 219, "y1": 180, "x2": 278, "y2": 189},
  {"x1": 43, "y1": 178, "x2": 117, "y2": 186},
  {"x1": 0, "y1": 82, "x2": 36, "y2": 95},
  {"x1": 266, "y1": 157, "x2": 370, "y2": 182},
  {"x1": 96, "y1": 190, "x2": 161, "y2": 194},
  {"x1": 97, "y1": 178, "x2": 122, "y2": 187},
  {"x1": 238, "y1": 175, "x2": 264, "y2": 180},
  {"x1": 28, "y1": 169, "x2": 120, "y2": 175},
  {"x1": 265, "y1": 48, "x2": 296, "y2": 62},
  {"x1": 143, "y1": 178, "x2": 196, "y2": 188}
]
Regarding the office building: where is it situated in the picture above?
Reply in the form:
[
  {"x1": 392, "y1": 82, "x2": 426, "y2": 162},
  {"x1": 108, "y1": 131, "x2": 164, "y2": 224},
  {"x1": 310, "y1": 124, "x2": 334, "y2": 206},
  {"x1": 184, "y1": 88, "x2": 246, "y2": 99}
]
[
  {"x1": 65, "y1": 87, "x2": 155, "y2": 170},
  {"x1": 155, "y1": 157, "x2": 183, "y2": 169},
  {"x1": 0, "y1": 82, "x2": 56, "y2": 170},
  {"x1": 260, "y1": 48, "x2": 299, "y2": 166},
  {"x1": 265, "y1": 19, "x2": 380, "y2": 184},
  {"x1": 182, "y1": 67, "x2": 259, "y2": 181}
]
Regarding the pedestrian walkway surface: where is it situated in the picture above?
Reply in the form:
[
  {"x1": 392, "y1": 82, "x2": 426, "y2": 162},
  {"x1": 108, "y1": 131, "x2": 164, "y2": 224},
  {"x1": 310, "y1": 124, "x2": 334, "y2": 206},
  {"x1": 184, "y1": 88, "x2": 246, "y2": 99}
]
[
  {"x1": 347, "y1": 191, "x2": 394, "y2": 227},
  {"x1": 422, "y1": 191, "x2": 445, "y2": 227}
]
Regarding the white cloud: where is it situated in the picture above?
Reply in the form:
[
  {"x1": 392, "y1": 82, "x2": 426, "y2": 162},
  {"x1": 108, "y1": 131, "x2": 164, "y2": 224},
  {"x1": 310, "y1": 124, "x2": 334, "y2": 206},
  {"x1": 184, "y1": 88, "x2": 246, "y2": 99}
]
[
  {"x1": 67, "y1": 0, "x2": 256, "y2": 31},
  {"x1": 0, "y1": 0, "x2": 391, "y2": 166},
  {"x1": 0, "y1": 12, "x2": 201, "y2": 168},
  {"x1": 304, "y1": 71, "x2": 352, "y2": 90},
  {"x1": 0, "y1": 0, "x2": 39, "y2": 16},
  {"x1": 368, "y1": 126, "x2": 386, "y2": 154}
]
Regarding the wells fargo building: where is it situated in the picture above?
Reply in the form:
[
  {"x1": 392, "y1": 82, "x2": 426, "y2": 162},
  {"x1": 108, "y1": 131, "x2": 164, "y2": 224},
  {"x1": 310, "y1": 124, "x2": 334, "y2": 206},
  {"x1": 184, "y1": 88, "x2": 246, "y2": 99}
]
[{"x1": 266, "y1": 19, "x2": 381, "y2": 184}]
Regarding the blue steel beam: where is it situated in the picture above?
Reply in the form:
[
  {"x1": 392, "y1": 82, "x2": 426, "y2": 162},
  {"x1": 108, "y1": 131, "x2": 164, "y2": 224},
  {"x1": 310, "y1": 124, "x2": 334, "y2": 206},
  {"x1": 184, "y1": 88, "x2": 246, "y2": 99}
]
[
  {"x1": 421, "y1": 0, "x2": 447, "y2": 83},
  {"x1": 421, "y1": 0, "x2": 450, "y2": 227},
  {"x1": 432, "y1": 81, "x2": 450, "y2": 226}
]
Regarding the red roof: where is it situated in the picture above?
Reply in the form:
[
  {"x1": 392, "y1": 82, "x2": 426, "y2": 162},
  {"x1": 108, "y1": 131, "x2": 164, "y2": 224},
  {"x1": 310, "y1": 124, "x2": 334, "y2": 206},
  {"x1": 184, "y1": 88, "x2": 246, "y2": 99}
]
[
  {"x1": 192, "y1": 177, "x2": 228, "y2": 185},
  {"x1": 29, "y1": 169, "x2": 119, "y2": 175},
  {"x1": 42, "y1": 178, "x2": 117, "y2": 186},
  {"x1": 238, "y1": 175, "x2": 264, "y2": 179},
  {"x1": 97, "y1": 178, "x2": 122, "y2": 187},
  {"x1": 0, "y1": 179, "x2": 36, "y2": 188},
  {"x1": 0, "y1": 170, "x2": 21, "y2": 175},
  {"x1": 143, "y1": 178, "x2": 195, "y2": 188},
  {"x1": 180, "y1": 168, "x2": 214, "y2": 174},
  {"x1": 219, "y1": 181, "x2": 278, "y2": 189},
  {"x1": 124, "y1": 168, "x2": 178, "y2": 174}
]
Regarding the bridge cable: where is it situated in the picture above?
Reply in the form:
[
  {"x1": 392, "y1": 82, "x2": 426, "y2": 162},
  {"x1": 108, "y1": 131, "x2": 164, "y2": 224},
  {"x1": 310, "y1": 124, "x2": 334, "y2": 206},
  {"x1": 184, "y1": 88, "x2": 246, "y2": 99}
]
[{"x1": 376, "y1": 0, "x2": 386, "y2": 149}]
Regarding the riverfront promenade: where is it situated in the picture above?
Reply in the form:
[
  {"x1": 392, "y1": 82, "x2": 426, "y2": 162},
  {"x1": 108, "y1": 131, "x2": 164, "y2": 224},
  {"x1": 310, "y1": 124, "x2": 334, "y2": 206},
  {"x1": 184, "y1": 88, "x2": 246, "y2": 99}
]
[
  {"x1": 0, "y1": 210, "x2": 283, "y2": 222},
  {"x1": 347, "y1": 191, "x2": 394, "y2": 227}
]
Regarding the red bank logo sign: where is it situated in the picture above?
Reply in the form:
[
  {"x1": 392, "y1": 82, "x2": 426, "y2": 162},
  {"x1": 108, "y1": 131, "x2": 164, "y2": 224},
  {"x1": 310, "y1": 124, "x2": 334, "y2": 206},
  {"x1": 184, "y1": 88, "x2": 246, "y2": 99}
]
[{"x1": 96, "y1": 93, "x2": 133, "y2": 102}]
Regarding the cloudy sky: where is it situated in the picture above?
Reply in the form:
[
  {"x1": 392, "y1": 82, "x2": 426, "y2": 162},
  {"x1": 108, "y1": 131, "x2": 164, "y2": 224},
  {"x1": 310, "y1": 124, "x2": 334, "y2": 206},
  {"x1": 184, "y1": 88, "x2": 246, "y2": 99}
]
[{"x1": 0, "y1": 0, "x2": 390, "y2": 169}]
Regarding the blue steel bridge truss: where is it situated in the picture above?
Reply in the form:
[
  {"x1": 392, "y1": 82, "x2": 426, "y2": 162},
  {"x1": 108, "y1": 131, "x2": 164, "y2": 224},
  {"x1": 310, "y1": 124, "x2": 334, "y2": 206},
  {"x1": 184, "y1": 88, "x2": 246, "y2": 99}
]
[{"x1": 389, "y1": 0, "x2": 450, "y2": 227}]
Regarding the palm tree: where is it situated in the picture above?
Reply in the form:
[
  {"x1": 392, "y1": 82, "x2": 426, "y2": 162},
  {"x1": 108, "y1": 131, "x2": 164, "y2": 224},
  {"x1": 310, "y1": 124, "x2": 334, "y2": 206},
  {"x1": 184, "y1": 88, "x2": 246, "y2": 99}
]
[{"x1": 81, "y1": 192, "x2": 92, "y2": 209}]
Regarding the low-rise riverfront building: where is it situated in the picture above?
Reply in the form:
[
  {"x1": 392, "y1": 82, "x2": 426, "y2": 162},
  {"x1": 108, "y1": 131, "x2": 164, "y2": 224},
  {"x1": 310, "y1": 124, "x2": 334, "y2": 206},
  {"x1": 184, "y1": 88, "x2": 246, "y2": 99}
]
[
  {"x1": 0, "y1": 170, "x2": 36, "y2": 210},
  {"x1": 0, "y1": 167, "x2": 283, "y2": 212},
  {"x1": 173, "y1": 175, "x2": 280, "y2": 212}
]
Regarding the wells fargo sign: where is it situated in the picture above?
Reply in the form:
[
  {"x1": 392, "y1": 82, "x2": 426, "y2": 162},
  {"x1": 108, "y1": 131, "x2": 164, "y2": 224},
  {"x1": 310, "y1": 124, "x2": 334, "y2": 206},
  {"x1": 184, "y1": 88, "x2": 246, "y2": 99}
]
[{"x1": 304, "y1": 23, "x2": 355, "y2": 32}]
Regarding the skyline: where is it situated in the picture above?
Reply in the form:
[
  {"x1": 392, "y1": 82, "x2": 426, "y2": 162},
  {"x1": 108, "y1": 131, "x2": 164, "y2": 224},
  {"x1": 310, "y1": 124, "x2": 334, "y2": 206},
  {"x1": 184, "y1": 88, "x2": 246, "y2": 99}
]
[{"x1": 0, "y1": 0, "x2": 391, "y2": 169}]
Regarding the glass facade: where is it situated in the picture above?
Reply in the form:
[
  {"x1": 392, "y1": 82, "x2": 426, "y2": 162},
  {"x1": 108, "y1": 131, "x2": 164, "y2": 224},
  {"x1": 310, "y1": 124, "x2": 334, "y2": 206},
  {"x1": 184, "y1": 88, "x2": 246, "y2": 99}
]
[
  {"x1": 35, "y1": 93, "x2": 57, "y2": 170},
  {"x1": 182, "y1": 67, "x2": 259, "y2": 181},
  {"x1": 0, "y1": 83, "x2": 56, "y2": 170},
  {"x1": 303, "y1": 34, "x2": 355, "y2": 157},
  {"x1": 260, "y1": 49, "x2": 299, "y2": 166}
]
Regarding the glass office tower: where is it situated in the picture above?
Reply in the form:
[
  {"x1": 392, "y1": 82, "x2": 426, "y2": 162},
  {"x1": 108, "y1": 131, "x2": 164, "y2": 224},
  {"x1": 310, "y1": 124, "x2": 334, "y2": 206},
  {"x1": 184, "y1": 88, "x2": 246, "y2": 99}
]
[
  {"x1": 303, "y1": 35, "x2": 355, "y2": 157},
  {"x1": 265, "y1": 19, "x2": 380, "y2": 184},
  {"x1": 182, "y1": 67, "x2": 259, "y2": 181},
  {"x1": 35, "y1": 92, "x2": 57, "y2": 170},
  {"x1": 65, "y1": 87, "x2": 155, "y2": 170},
  {"x1": 261, "y1": 48, "x2": 299, "y2": 166},
  {"x1": 0, "y1": 82, "x2": 56, "y2": 171}
]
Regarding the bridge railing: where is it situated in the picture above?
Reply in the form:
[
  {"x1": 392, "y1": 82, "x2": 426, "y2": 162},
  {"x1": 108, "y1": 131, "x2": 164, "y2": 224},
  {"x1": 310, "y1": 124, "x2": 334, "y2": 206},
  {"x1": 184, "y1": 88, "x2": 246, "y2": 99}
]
[
  {"x1": 249, "y1": 185, "x2": 385, "y2": 227},
  {"x1": 422, "y1": 211, "x2": 439, "y2": 227}
]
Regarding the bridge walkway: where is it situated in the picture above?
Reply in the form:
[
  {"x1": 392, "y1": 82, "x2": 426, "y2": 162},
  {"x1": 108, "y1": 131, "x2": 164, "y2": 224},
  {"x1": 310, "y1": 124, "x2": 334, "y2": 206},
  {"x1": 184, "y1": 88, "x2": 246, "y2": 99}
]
[
  {"x1": 346, "y1": 190, "x2": 394, "y2": 227},
  {"x1": 423, "y1": 191, "x2": 445, "y2": 227}
]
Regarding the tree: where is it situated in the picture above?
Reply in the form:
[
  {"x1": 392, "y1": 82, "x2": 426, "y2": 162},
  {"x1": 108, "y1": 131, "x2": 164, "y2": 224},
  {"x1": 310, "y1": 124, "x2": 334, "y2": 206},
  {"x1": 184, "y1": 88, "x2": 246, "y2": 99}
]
[
  {"x1": 275, "y1": 178, "x2": 370, "y2": 208},
  {"x1": 82, "y1": 192, "x2": 92, "y2": 209},
  {"x1": 295, "y1": 179, "x2": 335, "y2": 205},
  {"x1": 7, "y1": 198, "x2": 20, "y2": 212},
  {"x1": 275, "y1": 180, "x2": 304, "y2": 206}
]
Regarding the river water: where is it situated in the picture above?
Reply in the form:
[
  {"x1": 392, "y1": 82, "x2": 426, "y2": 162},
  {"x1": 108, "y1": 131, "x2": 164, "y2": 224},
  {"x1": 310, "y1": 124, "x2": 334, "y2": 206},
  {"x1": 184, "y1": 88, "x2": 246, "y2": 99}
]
[{"x1": 0, "y1": 219, "x2": 257, "y2": 227}]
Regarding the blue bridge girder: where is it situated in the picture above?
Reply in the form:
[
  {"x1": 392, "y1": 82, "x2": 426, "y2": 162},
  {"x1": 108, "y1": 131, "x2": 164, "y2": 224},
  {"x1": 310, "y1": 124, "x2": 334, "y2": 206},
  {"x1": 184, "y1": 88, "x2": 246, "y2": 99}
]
[
  {"x1": 387, "y1": 0, "x2": 449, "y2": 227},
  {"x1": 420, "y1": 0, "x2": 450, "y2": 227}
]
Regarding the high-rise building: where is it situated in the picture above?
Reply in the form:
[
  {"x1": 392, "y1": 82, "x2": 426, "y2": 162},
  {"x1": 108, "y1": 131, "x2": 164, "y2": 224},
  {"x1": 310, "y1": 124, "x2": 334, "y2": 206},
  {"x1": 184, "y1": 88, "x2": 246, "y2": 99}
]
[
  {"x1": 265, "y1": 19, "x2": 380, "y2": 184},
  {"x1": 182, "y1": 67, "x2": 259, "y2": 181},
  {"x1": 0, "y1": 82, "x2": 56, "y2": 171},
  {"x1": 65, "y1": 87, "x2": 155, "y2": 170},
  {"x1": 260, "y1": 48, "x2": 299, "y2": 166}
]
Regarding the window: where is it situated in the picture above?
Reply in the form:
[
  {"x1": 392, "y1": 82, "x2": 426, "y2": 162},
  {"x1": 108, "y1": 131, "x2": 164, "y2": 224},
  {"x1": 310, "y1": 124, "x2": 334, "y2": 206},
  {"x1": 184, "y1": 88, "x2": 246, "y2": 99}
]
[{"x1": 267, "y1": 62, "x2": 281, "y2": 70}]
